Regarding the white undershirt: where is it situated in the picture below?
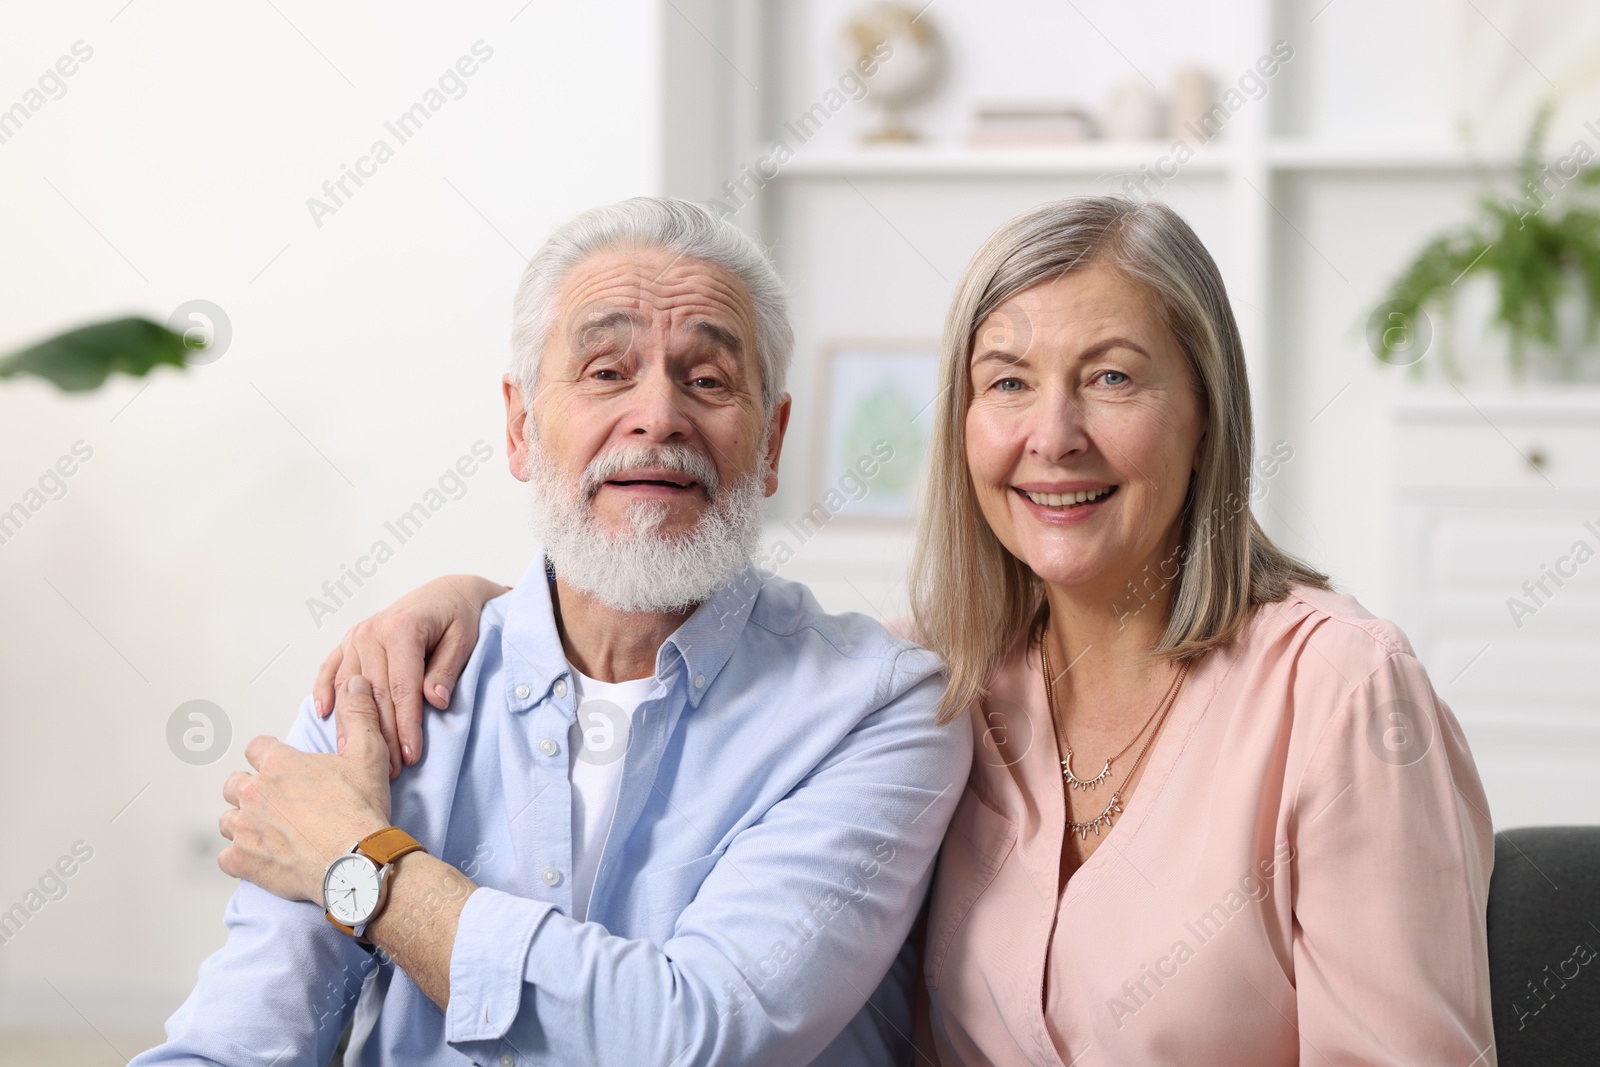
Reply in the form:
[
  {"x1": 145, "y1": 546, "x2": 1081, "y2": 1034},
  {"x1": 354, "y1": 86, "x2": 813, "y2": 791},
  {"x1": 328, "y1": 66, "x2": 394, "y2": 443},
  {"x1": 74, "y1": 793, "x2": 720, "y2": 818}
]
[{"x1": 567, "y1": 666, "x2": 658, "y2": 922}]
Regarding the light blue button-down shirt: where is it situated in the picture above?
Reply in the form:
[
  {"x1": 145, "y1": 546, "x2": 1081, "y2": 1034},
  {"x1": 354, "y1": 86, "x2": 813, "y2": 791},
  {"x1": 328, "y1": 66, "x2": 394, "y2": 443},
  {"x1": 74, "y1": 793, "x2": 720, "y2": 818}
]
[{"x1": 132, "y1": 555, "x2": 971, "y2": 1066}]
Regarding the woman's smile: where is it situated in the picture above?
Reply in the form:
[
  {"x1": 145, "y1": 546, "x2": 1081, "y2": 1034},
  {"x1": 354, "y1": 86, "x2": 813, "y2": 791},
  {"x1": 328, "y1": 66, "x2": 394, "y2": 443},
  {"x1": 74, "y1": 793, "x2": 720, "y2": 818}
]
[{"x1": 1012, "y1": 483, "x2": 1119, "y2": 523}]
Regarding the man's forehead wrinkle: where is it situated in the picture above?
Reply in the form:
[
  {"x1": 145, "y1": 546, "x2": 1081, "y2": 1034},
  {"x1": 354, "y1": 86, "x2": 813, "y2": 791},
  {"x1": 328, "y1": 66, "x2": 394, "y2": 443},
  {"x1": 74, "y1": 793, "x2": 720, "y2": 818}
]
[
  {"x1": 567, "y1": 299, "x2": 749, "y2": 340},
  {"x1": 565, "y1": 278, "x2": 749, "y2": 328},
  {"x1": 562, "y1": 255, "x2": 753, "y2": 320}
]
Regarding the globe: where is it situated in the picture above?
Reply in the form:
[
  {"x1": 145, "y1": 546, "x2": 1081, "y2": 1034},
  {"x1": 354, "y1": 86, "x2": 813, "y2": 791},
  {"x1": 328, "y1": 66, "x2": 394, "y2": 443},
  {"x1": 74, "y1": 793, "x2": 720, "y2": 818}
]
[{"x1": 842, "y1": 2, "x2": 947, "y2": 143}]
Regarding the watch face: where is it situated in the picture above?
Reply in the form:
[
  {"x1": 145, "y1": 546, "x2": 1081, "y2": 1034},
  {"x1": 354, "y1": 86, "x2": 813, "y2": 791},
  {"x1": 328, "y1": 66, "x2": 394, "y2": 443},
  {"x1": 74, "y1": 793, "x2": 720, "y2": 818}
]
[{"x1": 324, "y1": 853, "x2": 382, "y2": 926}]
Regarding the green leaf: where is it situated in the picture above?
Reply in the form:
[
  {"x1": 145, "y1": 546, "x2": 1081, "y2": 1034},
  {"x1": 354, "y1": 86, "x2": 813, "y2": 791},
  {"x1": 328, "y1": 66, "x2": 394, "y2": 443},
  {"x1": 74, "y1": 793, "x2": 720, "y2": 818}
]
[
  {"x1": 1369, "y1": 103, "x2": 1600, "y2": 378},
  {"x1": 0, "y1": 317, "x2": 191, "y2": 392}
]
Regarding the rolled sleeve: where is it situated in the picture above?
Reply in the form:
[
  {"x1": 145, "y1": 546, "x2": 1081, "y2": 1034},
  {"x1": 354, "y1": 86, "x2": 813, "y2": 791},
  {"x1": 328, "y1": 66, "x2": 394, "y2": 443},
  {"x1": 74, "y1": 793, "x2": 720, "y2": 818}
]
[
  {"x1": 129, "y1": 697, "x2": 370, "y2": 1066},
  {"x1": 445, "y1": 886, "x2": 556, "y2": 1044}
]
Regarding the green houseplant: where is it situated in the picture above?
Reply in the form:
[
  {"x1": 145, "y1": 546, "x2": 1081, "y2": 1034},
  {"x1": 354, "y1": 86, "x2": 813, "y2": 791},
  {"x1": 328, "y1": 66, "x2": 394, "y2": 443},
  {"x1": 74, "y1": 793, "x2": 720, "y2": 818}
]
[
  {"x1": 0, "y1": 316, "x2": 195, "y2": 392},
  {"x1": 1374, "y1": 106, "x2": 1600, "y2": 379}
]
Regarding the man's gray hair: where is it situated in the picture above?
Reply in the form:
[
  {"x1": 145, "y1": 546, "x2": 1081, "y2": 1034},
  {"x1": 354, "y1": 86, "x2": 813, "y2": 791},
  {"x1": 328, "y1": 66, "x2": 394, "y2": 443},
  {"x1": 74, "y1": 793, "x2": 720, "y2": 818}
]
[{"x1": 508, "y1": 197, "x2": 793, "y2": 412}]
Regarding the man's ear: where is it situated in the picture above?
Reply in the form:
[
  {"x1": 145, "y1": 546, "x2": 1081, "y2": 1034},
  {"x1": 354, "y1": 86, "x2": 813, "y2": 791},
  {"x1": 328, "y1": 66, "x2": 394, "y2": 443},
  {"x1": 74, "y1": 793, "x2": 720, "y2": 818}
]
[
  {"x1": 763, "y1": 393, "x2": 793, "y2": 498},
  {"x1": 503, "y1": 374, "x2": 532, "y2": 483}
]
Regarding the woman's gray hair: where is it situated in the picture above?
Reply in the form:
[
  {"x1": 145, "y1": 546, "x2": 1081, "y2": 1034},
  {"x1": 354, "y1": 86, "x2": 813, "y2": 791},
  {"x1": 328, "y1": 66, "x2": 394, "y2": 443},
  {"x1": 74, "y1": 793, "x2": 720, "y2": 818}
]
[
  {"x1": 909, "y1": 195, "x2": 1329, "y2": 723},
  {"x1": 508, "y1": 197, "x2": 793, "y2": 412}
]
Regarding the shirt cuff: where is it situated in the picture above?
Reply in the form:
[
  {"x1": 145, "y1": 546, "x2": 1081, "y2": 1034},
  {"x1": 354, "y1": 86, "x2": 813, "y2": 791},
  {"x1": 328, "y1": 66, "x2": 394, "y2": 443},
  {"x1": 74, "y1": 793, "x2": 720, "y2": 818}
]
[{"x1": 444, "y1": 886, "x2": 555, "y2": 1043}]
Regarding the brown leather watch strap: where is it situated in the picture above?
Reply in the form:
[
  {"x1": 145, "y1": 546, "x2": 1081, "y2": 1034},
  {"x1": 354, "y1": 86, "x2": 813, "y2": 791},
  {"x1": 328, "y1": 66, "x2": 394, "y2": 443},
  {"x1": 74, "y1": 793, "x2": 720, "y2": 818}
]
[
  {"x1": 324, "y1": 827, "x2": 427, "y2": 943},
  {"x1": 328, "y1": 915, "x2": 363, "y2": 940},
  {"x1": 355, "y1": 826, "x2": 424, "y2": 867}
]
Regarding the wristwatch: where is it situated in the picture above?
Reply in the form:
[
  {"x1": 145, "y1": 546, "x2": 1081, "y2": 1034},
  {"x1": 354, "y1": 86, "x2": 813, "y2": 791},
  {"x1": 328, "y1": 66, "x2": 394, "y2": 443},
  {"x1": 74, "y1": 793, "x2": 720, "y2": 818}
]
[{"x1": 322, "y1": 826, "x2": 426, "y2": 943}]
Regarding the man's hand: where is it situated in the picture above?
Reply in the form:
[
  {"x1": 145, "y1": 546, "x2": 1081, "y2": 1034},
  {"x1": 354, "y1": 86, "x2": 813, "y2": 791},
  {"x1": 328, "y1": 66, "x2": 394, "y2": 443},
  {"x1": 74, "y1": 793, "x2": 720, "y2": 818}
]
[
  {"x1": 219, "y1": 676, "x2": 394, "y2": 903},
  {"x1": 312, "y1": 575, "x2": 506, "y2": 778}
]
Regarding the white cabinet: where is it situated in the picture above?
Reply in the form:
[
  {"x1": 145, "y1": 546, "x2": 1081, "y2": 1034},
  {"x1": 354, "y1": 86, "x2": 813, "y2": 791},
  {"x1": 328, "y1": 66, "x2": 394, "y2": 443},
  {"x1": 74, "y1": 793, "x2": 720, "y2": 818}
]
[{"x1": 1392, "y1": 391, "x2": 1600, "y2": 826}]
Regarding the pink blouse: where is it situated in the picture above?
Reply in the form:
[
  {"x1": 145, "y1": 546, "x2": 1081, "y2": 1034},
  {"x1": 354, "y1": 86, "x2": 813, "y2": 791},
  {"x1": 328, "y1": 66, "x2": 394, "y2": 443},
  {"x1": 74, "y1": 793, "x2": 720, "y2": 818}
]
[{"x1": 916, "y1": 586, "x2": 1496, "y2": 1066}]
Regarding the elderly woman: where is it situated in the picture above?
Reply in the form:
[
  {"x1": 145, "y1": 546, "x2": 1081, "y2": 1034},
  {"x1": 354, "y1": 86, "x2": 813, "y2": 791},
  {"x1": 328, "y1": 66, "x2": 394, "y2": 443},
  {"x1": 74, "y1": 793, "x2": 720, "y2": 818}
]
[{"x1": 313, "y1": 197, "x2": 1494, "y2": 1064}]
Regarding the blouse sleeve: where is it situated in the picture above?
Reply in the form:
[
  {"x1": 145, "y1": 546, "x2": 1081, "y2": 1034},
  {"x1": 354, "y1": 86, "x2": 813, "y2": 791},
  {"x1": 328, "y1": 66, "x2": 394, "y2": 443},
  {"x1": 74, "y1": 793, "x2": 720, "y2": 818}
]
[{"x1": 1289, "y1": 649, "x2": 1496, "y2": 1066}]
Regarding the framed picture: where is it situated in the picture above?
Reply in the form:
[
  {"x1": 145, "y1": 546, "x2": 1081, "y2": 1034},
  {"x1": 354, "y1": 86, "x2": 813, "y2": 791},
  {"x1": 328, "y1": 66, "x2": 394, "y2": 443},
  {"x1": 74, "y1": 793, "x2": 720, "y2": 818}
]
[{"x1": 809, "y1": 339, "x2": 943, "y2": 523}]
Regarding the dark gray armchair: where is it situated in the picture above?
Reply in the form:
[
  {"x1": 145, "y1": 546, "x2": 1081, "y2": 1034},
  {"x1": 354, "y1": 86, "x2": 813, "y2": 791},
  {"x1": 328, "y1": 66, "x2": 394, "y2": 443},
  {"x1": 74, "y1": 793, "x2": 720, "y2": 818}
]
[{"x1": 1488, "y1": 825, "x2": 1600, "y2": 1066}]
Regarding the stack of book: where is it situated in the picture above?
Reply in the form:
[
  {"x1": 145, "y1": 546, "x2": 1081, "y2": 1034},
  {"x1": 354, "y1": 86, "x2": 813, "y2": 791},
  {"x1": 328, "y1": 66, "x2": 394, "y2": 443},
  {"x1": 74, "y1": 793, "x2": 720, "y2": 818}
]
[{"x1": 967, "y1": 103, "x2": 1096, "y2": 148}]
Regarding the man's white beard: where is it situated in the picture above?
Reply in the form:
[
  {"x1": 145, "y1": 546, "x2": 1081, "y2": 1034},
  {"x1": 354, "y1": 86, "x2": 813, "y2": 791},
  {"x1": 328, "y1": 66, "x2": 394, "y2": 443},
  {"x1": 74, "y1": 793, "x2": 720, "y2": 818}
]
[{"x1": 525, "y1": 426, "x2": 767, "y2": 614}]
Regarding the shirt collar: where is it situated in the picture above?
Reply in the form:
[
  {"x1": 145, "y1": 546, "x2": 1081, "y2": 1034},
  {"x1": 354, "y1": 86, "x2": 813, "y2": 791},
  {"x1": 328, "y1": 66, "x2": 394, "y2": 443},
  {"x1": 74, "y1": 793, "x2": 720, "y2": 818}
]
[
  {"x1": 499, "y1": 555, "x2": 572, "y2": 714},
  {"x1": 658, "y1": 561, "x2": 763, "y2": 708},
  {"x1": 498, "y1": 552, "x2": 764, "y2": 713}
]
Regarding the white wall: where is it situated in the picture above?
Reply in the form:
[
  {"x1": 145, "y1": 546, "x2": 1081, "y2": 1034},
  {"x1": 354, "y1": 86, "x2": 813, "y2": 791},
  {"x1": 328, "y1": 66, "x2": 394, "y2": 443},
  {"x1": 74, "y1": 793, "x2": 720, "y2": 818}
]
[{"x1": 0, "y1": 0, "x2": 662, "y2": 1028}]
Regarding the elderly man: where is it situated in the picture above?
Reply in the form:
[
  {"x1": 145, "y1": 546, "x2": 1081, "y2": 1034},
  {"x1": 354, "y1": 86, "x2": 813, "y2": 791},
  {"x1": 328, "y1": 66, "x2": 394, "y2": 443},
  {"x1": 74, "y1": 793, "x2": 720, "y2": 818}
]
[{"x1": 131, "y1": 198, "x2": 969, "y2": 1066}]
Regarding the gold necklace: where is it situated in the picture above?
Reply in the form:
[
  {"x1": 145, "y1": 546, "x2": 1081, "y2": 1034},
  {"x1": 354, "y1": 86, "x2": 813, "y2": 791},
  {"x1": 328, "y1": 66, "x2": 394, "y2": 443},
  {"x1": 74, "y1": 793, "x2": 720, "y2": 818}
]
[{"x1": 1041, "y1": 630, "x2": 1190, "y2": 840}]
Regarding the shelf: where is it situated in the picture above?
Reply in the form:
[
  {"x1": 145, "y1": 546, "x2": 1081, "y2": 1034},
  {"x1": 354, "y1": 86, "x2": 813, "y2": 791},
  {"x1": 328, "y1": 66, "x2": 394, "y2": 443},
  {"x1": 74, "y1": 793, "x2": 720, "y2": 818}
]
[
  {"x1": 1393, "y1": 384, "x2": 1600, "y2": 424},
  {"x1": 769, "y1": 140, "x2": 1523, "y2": 180},
  {"x1": 775, "y1": 141, "x2": 1236, "y2": 179},
  {"x1": 1265, "y1": 140, "x2": 1521, "y2": 172}
]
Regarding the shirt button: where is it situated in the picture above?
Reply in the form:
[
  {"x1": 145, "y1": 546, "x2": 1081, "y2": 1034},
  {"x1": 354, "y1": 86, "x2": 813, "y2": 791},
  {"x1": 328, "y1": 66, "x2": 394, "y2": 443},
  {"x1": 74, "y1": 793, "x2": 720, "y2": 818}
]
[
  {"x1": 554, "y1": 679, "x2": 569, "y2": 698},
  {"x1": 539, "y1": 737, "x2": 559, "y2": 757},
  {"x1": 694, "y1": 674, "x2": 706, "y2": 689},
  {"x1": 500, "y1": 1054, "x2": 515, "y2": 1067},
  {"x1": 541, "y1": 867, "x2": 561, "y2": 886},
  {"x1": 513, "y1": 683, "x2": 530, "y2": 700}
]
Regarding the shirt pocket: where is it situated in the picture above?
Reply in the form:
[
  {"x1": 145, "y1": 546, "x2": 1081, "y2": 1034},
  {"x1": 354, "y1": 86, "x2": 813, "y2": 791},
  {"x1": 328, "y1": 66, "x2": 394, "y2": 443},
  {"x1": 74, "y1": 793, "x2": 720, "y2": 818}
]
[
  {"x1": 644, "y1": 849, "x2": 725, "y2": 934},
  {"x1": 924, "y1": 787, "x2": 1016, "y2": 991}
]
